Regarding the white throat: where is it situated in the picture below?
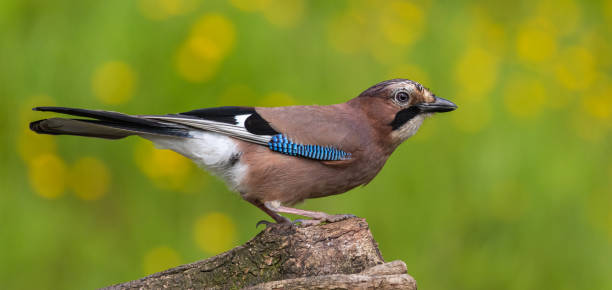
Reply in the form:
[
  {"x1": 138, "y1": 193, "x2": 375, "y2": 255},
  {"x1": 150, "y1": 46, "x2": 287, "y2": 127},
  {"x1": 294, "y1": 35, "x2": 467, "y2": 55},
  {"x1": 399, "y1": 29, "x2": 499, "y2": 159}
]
[{"x1": 390, "y1": 114, "x2": 428, "y2": 144}]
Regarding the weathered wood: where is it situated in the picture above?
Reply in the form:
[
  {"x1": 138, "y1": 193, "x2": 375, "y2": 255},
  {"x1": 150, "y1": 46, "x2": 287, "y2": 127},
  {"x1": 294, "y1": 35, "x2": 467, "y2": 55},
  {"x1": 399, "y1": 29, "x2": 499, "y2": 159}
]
[
  {"x1": 103, "y1": 218, "x2": 417, "y2": 289},
  {"x1": 246, "y1": 261, "x2": 416, "y2": 289}
]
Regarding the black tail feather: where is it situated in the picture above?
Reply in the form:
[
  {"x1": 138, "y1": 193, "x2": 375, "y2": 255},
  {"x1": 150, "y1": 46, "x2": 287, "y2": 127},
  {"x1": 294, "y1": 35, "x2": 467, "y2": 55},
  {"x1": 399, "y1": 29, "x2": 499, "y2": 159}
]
[
  {"x1": 33, "y1": 106, "x2": 165, "y2": 127},
  {"x1": 30, "y1": 107, "x2": 190, "y2": 139}
]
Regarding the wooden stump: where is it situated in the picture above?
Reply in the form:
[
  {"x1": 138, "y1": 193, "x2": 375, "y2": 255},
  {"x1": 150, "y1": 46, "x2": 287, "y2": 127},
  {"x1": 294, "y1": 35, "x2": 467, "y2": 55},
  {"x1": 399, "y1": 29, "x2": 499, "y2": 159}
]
[{"x1": 104, "y1": 218, "x2": 417, "y2": 289}]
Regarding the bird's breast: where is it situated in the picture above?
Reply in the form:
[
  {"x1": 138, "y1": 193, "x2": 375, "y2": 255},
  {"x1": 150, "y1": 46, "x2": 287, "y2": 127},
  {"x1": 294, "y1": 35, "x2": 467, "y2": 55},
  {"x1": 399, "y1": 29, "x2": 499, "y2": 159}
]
[{"x1": 238, "y1": 142, "x2": 390, "y2": 205}]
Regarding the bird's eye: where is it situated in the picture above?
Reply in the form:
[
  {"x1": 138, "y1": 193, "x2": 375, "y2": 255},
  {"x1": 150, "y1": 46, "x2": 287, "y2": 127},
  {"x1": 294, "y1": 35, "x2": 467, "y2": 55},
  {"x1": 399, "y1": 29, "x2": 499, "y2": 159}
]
[{"x1": 394, "y1": 91, "x2": 410, "y2": 104}]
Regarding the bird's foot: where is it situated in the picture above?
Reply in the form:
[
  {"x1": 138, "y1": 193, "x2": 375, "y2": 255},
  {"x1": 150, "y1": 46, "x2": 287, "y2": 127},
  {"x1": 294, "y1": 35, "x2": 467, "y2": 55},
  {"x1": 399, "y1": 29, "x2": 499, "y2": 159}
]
[
  {"x1": 293, "y1": 214, "x2": 357, "y2": 227},
  {"x1": 259, "y1": 201, "x2": 357, "y2": 227},
  {"x1": 326, "y1": 213, "x2": 357, "y2": 222},
  {"x1": 255, "y1": 216, "x2": 292, "y2": 228}
]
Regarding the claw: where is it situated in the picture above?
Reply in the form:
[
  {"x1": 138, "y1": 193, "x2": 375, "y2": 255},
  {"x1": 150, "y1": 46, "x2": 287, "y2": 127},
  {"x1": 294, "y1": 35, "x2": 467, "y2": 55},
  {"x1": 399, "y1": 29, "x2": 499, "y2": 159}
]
[
  {"x1": 256, "y1": 220, "x2": 274, "y2": 228},
  {"x1": 256, "y1": 217, "x2": 294, "y2": 228}
]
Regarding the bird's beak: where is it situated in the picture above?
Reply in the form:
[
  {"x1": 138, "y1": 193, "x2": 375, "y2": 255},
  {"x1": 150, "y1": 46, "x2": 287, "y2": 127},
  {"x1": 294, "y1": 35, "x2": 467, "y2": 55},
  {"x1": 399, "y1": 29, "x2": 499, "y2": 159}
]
[{"x1": 416, "y1": 96, "x2": 457, "y2": 113}]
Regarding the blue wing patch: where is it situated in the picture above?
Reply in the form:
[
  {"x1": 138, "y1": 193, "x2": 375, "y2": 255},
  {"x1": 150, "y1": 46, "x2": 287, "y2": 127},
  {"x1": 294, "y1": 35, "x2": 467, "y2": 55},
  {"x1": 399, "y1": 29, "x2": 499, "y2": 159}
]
[{"x1": 268, "y1": 134, "x2": 351, "y2": 161}]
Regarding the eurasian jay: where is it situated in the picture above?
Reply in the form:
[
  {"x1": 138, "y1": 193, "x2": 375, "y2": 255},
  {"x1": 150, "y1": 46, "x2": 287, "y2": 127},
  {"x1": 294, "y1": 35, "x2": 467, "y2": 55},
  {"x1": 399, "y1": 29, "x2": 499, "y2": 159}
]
[{"x1": 30, "y1": 79, "x2": 457, "y2": 225}]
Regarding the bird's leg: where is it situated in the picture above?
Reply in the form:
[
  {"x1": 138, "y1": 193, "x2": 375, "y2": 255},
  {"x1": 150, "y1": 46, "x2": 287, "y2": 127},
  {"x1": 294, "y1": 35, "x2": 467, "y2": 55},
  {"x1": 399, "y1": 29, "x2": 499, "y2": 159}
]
[
  {"x1": 264, "y1": 202, "x2": 356, "y2": 226},
  {"x1": 248, "y1": 199, "x2": 291, "y2": 227}
]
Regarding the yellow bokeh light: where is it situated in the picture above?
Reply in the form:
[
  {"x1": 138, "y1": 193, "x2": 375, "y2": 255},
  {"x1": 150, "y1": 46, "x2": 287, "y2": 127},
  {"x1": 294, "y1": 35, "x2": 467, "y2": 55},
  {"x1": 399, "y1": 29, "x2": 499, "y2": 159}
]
[
  {"x1": 28, "y1": 154, "x2": 67, "y2": 199},
  {"x1": 260, "y1": 0, "x2": 305, "y2": 28},
  {"x1": 516, "y1": 18, "x2": 557, "y2": 64},
  {"x1": 555, "y1": 46, "x2": 596, "y2": 91},
  {"x1": 188, "y1": 36, "x2": 226, "y2": 61},
  {"x1": 454, "y1": 46, "x2": 500, "y2": 100},
  {"x1": 138, "y1": 0, "x2": 198, "y2": 21},
  {"x1": 259, "y1": 92, "x2": 297, "y2": 107},
  {"x1": 134, "y1": 140, "x2": 194, "y2": 191},
  {"x1": 378, "y1": 1, "x2": 424, "y2": 46},
  {"x1": 503, "y1": 76, "x2": 548, "y2": 119},
  {"x1": 176, "y1": 14, "x2": 235, "y2": 83},
  {"x1": 68, "y1": 157, "x2": 111, "y2": 201},
  {"x1": 190, "y1": 14, "x2": 235, "y2": 59},
  {"x1": 142, "y1": 246, "x2": 181, "y2": 275},
  {"x1": 92, "y1": 61, "x2": 137, "y2": 105},
  {"x1": 149, "y1": 148, "x2": 192, "y2": 178},
  {"x1": 175, "y1": 43, "x2": 221, "y2": 83},
  {"x1": 18, "y1": 128, "x2": 57, "y2": 164},
  {"x1": 194, "y1": 212, "x2": 237, "y2": 254}
]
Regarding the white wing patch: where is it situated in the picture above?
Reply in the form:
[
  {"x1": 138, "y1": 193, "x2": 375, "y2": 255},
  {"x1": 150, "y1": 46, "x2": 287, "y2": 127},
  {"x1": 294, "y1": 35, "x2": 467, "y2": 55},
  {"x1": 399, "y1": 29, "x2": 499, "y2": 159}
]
[
  {"x1": 144, "y1": 115, "x2": 273, "y2": 145},
  {"x1": 234, "y1": 114, "x2": 250, "y2": 127}
]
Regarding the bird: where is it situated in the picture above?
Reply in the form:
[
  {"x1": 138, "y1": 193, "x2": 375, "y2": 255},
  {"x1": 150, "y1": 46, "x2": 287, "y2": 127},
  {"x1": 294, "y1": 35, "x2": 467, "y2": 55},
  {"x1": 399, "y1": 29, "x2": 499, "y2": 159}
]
[{"x1": 30, "y1": 79, "x2": 457, "y2": 226}]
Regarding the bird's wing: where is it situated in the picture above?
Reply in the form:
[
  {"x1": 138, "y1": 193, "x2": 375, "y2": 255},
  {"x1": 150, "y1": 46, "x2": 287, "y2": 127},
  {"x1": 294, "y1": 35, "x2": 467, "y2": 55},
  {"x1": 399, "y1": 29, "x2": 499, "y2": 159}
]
[
  {"x1": 255, "y1": 104, "x2": 368, "y2": 163},
  {"x1": 145, "y1": 106, "x2": 276, "y2": 145},
  {"x1": 146, "y1": 105, "x2": 363, "y2": 162},
  {"x1": 31, "y1": 105, "x2": 361, "y2": 162}
]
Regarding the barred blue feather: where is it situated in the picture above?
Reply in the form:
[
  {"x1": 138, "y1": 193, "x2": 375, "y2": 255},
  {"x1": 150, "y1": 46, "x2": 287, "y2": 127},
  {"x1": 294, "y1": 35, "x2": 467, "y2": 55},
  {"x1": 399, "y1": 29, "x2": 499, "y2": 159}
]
[{"x1": 268, "y1": 134, "x2": 351, "y2": 161}]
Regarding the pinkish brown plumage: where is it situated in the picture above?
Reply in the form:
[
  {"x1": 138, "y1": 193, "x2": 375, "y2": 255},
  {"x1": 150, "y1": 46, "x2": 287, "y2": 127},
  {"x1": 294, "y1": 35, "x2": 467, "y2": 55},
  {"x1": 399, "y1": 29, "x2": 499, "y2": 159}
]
[{"x1": 29, "y1": 79, "x2": 457, "y2": 225}]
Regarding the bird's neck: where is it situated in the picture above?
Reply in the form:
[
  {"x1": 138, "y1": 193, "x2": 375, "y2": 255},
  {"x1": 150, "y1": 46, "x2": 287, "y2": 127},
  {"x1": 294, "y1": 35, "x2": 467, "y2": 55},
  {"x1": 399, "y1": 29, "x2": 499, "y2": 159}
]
[{"x1": 346, "y1": 98, "x2": 396, "y2": 155}]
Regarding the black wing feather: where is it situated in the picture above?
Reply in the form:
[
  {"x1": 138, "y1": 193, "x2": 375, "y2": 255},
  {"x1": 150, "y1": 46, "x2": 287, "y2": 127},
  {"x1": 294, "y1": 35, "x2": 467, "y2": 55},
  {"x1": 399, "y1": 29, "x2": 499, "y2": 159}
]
[
  {"x1": 180, "y1": 106, "x2": 255, "y2": 125},
  {"x1": 244, "y1": 113, "x2": 279, "y2": 135},
  {"x1": 177, "y1": 106, "x2": 278, "y2": 136}
]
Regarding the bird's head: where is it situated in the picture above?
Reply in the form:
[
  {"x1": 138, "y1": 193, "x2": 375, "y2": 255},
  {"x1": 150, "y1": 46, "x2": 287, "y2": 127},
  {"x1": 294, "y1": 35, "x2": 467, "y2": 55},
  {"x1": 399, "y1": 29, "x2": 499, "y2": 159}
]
[{"x1": 349, "y1": 79, "x2": 457, "y2": 145}]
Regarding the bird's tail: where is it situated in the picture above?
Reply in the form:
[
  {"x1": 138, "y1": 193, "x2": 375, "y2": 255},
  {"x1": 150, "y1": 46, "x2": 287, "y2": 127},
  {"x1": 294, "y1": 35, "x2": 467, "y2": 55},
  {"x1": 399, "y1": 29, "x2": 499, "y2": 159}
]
[{"x1": 29, "y1": 106, "x2": 190, "y2": 139}]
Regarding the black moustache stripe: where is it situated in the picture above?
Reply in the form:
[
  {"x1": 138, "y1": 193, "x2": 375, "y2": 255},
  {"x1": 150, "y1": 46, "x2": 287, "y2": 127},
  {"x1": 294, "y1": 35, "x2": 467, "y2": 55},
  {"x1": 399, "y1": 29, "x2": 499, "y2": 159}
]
[{"x1": 389, "y1": 107, "x2": 420, "y2": 130}]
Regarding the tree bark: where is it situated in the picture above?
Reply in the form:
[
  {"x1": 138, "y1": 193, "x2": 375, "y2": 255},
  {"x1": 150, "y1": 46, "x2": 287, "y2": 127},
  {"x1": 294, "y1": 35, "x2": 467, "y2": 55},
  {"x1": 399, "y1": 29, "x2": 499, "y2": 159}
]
[{"x1": 103, "y1": 218, "x2": 416, "y2": 289}]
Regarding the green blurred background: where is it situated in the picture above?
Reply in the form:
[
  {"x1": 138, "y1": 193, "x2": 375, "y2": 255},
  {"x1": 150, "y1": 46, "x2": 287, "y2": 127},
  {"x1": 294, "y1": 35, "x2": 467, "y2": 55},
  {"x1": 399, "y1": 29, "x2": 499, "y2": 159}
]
[{"x1": 1, "y1": 0, "x2": 611, "y2": 289}]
